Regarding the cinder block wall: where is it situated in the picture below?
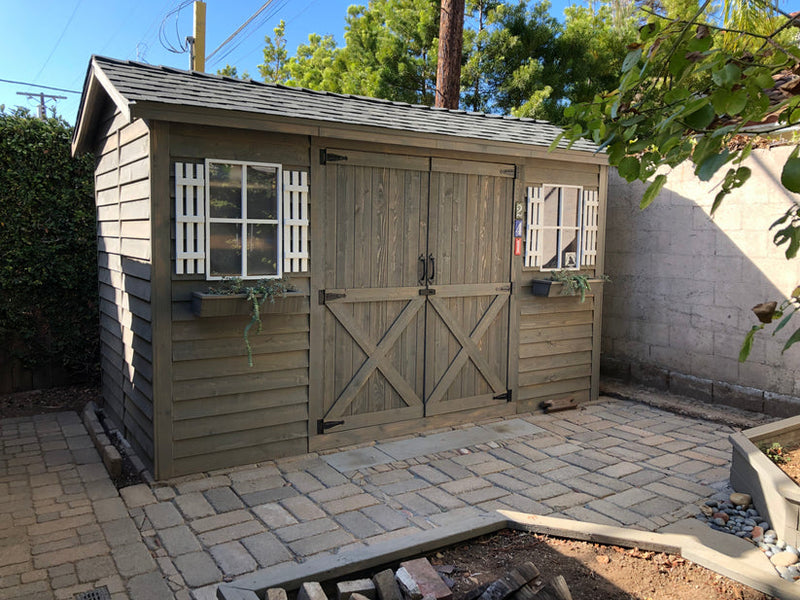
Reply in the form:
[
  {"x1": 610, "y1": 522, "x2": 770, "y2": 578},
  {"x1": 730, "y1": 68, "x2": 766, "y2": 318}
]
[{"x1": 603, "y1": 146, "x2": 800, "y2": 417}]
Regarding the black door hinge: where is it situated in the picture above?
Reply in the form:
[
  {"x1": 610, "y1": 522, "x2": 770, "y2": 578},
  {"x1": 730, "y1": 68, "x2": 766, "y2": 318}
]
[
  {"x1": 319, "y1": 290, "x2": 346, "y2": 304},
  {"x1": 419, "y1": 288, "x2": 436, "y2": 296},
  {"x1": 493, "y1": 390, "x2": 512, "y2": 402},
  {"x1": 317, "y1": 419, "x2": 345, "y2": 434},
  {"x1": 500, "y1": 167, "x2": 516, "y2": 177},
  {"x1": 320, "y1": 149, "x2": 348, "y2": 165}
]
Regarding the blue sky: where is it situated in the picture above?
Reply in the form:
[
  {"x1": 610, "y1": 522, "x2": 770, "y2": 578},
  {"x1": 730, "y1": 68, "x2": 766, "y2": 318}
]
[{"x1": 0, "y1": 0, "x2": 571, "y2": 124}]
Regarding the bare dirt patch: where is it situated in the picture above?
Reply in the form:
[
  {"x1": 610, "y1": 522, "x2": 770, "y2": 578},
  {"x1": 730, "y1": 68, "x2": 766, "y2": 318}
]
[
  {"x1": 0, "y1": 384, "x2": 99, "y2": 419},
  {"x1": 427, "y1": 529, "x2": 772, "y2": 600}
]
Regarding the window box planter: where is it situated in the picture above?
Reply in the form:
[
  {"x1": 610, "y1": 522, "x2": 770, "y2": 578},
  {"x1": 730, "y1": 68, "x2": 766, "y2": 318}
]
[
  {"x1": 191, "y1": 291, "x2": 307, "y2": 318},
  {"x1": 531, "y1": 278, "x2": 606, "y2": 298},
  {"x1": 730, "y1": 415, "x2": 800, "y2": 547}
]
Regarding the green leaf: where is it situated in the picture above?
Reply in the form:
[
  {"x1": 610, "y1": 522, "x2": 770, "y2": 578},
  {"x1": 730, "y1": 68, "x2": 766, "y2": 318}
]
[
  {"x1": 773, "y1": 308, "x2": 797, "y2": 335},
  {"x1": 696, "y1": 149, "x2": 731, "y2": 181},
  {"x1": 712, "y1": 63, "x2": 741, "y2": 87},
  {"x1": 711, "y1": 188, "x2": 729, "y2": 215},
  {"x1": 684, "y1": 102, "x2": 715, "y2": 130},
  {"x1": 548, "y1": 132, "x2": 566, "y2": 152},
  {"x1": 622, "y1": 48, "x2": 642, "y2": 74},
  {"x1": 739, "y1": 325, "x2": 762, "y2": 362},
  {"x1": 782, "y1": 327, "x2": 800, "y2": 353},
  {"x1": 617, "y1": 156, "x2": 641, "y2": 182},
  {"x1": 640, "y1": 174, "x2": 667, "y2": 209},
  {"x1": 781, "y1": 157, "x2": 800, "y2": 193}
]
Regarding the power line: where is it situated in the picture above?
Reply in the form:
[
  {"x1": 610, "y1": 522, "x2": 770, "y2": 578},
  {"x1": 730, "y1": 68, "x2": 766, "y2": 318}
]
[
  {"x1": 0, "y1": 78, "x2": 81, "y2": 94},
  {"x1": 34, "y1": 0, "x2": 84, "y2": 82},
  {"x1": 209, "y1": 0, "x2": 291, "y2": 68},
  {"x1": 206, "y1": 0, "x2": 276, "y2": 64}
]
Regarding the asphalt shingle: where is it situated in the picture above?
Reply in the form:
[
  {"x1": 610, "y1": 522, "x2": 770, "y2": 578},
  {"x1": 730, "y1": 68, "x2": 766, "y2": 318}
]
[{"x1": 85, "y1": 55, "x2": 599, "y2": 153}]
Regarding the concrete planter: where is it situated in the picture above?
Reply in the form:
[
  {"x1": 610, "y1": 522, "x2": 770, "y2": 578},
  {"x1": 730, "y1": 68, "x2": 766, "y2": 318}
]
[{"x1": 730, "y1": 415, "x2": 800, "y2": 547}]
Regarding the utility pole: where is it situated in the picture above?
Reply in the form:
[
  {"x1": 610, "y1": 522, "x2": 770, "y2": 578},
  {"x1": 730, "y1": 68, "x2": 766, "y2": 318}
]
[
  {"x1": 189, "y1": 0, "x2": 206, "y2": 72},
  {"x1": 435, "y1": 0, "x2": 465, "y2": 109},
  {"x1": 16, "y1": 91, "x2": 66, "y2": 119}
]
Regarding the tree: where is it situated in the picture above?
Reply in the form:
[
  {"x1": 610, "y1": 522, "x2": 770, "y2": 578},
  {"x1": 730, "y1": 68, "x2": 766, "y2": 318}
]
[
  {"x1": 337, "y1": 0, "x2": 441, "y2": 104},
  {"x1": 558, "y1": 0, "x2": 800, "y2": 358},
  {"x1": 217, "y1": 64, "x2": 250, "y2": 79},
  {"x1": 286, "y1": 33, "x2": 345, "y2": 91},
  {"x1": 259, "y1": 19, "x2": 289, "y2": 83},
  {"x1": 459, "y1": 0, "x2": 635, "y2": 122},
  {"x1": 436, "y1": 0, "x2": 466, "y2": 108}
]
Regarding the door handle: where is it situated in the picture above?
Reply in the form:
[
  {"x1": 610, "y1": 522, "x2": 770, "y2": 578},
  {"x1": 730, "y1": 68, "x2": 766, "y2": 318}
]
[
  {"x1": 427, "y1": 253, "x2": 435, "y2": 283},
  {"x1": 418, "y1": 254, "x2": 427, "y2": 285}
]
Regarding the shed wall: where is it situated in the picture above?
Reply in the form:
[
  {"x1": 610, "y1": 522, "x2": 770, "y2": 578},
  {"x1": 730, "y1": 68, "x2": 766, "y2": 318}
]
[
  {"x1": 516, "y1": 160, "x2": 605, "y2": 411},
  {"x1": 167, "y1": 124, "x2": 311, "y2": 476},
  {"x1": 94, "y1": 105, "x2": 155, "y2": 468}
]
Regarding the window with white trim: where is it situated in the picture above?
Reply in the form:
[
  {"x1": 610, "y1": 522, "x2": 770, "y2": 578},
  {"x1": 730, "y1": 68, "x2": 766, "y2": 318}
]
[
  {"x1": 525, "y1": 184, "x2": 598, "y2": 270},
  {"x1": 174, "y1": 160, "x2": 309, "y2": 279}
]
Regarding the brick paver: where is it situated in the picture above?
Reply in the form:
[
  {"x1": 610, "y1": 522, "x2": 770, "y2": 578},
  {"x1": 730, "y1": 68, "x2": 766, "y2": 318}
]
[{"x1": 1, "y1": 395, "x2": 768, "y2": 599}]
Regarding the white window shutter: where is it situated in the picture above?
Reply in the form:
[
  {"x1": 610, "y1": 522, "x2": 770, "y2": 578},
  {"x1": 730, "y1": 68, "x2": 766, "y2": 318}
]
[
  {"x1": 283, "y1": 170, "x2": 310, "y2": 273},
  {"x1": 581, "y1": 189, "x2": 599, "y2": 267},
  {"x1": 175, "y1": 162, "x2": 206, "y2": 275},
  {"x1": 524, "y1": 185, "x2": 543, "y2": 268}
]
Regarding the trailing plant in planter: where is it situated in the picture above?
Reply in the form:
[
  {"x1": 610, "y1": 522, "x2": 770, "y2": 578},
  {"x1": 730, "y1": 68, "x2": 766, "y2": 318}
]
[
  {"x1": 549, "y1": 271, "x2": 611, "y2": 303},
  {"x1": 205, "y1": 276, "x2": 294, "y2": 366}
]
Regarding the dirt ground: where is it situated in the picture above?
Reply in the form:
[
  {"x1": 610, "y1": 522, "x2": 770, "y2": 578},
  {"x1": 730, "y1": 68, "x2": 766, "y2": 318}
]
[
  {"x1": 772, "y1": 444, "x2": 800, "y2": 486},
  {"x1": 427, "y1": 529, "x2": 773, "y2": 600},
  {"x1": 0, "y1": 384, "x2": 100, "y2": 419}
]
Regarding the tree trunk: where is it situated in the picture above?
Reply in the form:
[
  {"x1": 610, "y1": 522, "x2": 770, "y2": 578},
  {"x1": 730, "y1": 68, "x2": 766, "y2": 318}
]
[{"x1": 435, "y1": 0, "x2": 465, "y2": 109}]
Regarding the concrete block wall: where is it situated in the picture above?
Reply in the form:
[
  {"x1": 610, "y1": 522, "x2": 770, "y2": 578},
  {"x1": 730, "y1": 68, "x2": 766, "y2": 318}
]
[{"x1": 603, "y1": 146, "x2": 800, "y2": 416}]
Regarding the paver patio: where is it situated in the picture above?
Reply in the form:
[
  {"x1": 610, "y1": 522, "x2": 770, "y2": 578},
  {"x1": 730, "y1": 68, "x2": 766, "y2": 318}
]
[{"x1": 0, "y1": 393, "x2": 774, "y2": 599}]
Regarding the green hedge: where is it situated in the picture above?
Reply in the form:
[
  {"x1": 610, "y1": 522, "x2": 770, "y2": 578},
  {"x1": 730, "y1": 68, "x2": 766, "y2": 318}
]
[{"x1": 0, "y1": 108, "x2": 98, "y2": 381}]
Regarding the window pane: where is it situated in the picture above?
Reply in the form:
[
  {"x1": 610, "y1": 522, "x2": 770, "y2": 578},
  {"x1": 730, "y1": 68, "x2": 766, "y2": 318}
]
[
  {"x1": 209, "y1": 163, "x2": 242, "y2": 219},
  {"x1": 562, "y1": 187, "x2": 580, "y2": 227},
  {"x1": 542, "y1": 229, "x2": 559, "y2": 269},
  {"x1": 562, "y1": 228, "x2": 578, "y2": 269},
  {"x1": 247, "y1": 223, "x2": 278, "y2": 276},
  {"x1": 247, "y1": 166, "x2": 279, "y2": 220},
  {"x1": 209, "y1": 222, "x2": 242, "y2": 276},
  {"x1": 542, "y1": 186, "x2": 559, "y2": 227}
]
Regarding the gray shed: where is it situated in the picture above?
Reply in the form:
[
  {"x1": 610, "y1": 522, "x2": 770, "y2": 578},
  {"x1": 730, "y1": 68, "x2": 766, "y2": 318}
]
[{"x1": 73, "y1": 56, "x2": 608, "y2": 479}]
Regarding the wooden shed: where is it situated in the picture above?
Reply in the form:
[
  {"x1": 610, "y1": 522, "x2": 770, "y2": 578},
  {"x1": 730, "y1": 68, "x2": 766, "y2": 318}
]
[{"x1": 72, "y1": 56, "x2": 609, "y2": 479}]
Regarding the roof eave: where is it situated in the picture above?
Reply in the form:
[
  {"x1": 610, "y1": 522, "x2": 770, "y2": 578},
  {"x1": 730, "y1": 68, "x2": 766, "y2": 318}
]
[
  {"x1": 72, "y1": 57, "x2": 134, "y2": 156},
  {"x1": 128, "y1": 100, "x2": 608, "y2": 165}
]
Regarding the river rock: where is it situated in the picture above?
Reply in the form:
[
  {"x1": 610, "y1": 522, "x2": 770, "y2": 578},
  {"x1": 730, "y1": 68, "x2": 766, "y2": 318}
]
[
  {"x1": 712, "y1": 511, "x2": 729, "y2": 523},
  {"x1": 771, "y1": 551, "x2": 800, "y2": 567},
  {"x1": 730, "y1": 492, "x2": 752, "y2": 506}
]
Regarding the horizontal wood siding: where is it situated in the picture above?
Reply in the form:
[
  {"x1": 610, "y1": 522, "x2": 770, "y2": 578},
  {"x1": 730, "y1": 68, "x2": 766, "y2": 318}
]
[
  {"x1": 94, "y1": 106, "x2": 154, "y2": 470},
  {"x1": 517, "y1": 294, "x2": 595, "y2": 411},
  {"x1": 168, "y1": 124, "x2": 312, "y2": 476}
]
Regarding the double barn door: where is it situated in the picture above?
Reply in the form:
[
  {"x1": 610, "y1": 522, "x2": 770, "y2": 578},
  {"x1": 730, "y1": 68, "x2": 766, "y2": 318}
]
[{"x1": 314, "y1": 149, "x2": 515, "y2": 444}]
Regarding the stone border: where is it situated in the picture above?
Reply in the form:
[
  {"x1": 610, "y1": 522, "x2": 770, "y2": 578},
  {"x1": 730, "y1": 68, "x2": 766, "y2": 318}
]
[
  {"x1": 81, "y1": 401, "x2": 153, "y2": 484},
  {"x1": 216, "y1": 512, "x2": 800, "y2": 600},
  {"x1": 730, "y1": 416, "x2": 800, "y2": 548},
  {"x1": 600, "y1": 360, "x2": 800, "y2": 418}
]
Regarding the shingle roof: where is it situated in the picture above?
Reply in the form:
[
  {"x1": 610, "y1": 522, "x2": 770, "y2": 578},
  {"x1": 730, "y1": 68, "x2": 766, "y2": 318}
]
[{"x1": 82, "y1": 55, "x2": 599, "y2": 154}]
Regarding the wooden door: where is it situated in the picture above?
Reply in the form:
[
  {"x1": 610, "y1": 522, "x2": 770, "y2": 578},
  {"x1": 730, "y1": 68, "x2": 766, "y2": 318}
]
[
  {"x1": 315, "y1": 150, "x2": 515, "y2": 441},
  {"x1": 424, "y1": 159, "x2": 514, "y2": 416},
  {"x1": 317, "y1": 150, "x2": 430, "y2": 434}
]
